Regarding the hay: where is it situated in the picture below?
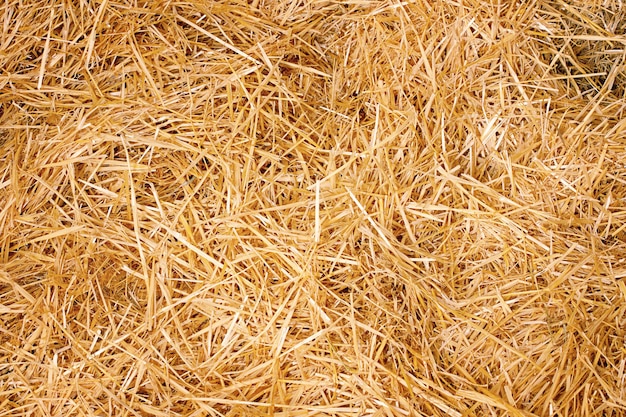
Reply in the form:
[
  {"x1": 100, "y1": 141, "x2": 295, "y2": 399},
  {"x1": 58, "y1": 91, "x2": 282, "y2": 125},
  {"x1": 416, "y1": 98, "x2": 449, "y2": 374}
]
[{"x1": 1, "y1": 0, "x2": 625, "y2": 415}]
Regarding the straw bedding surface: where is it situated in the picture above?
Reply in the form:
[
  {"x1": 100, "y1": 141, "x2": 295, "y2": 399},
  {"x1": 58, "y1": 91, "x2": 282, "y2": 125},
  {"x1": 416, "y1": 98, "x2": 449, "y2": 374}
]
[{"x1": 1, "y1": 0, "x2": 626, "y2": 416}]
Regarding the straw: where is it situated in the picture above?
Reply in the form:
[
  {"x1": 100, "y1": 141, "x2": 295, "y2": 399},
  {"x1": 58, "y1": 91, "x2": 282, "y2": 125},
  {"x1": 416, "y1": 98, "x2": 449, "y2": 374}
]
[{"x1": 1, "y1": 0, "x2": 625, "y2": 416}]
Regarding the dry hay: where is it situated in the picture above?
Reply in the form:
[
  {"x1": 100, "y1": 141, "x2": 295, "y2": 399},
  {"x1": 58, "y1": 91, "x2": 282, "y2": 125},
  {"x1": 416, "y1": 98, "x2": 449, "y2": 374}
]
[{"x1": 1, "y1": 0, "x2": 626, "y2": 416}]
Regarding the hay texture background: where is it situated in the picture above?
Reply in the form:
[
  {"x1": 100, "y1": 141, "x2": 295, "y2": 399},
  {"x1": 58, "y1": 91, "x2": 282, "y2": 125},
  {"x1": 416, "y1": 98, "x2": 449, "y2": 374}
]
[{"x1": 1, "y1": 0, "x2": 626, "y2": 416}]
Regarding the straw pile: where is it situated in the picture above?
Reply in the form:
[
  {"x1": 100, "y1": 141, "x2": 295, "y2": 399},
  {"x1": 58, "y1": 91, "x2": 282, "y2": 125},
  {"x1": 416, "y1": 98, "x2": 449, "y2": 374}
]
[{"x1": 1, "y1": 0, "x2": 625, "y2": 416}]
